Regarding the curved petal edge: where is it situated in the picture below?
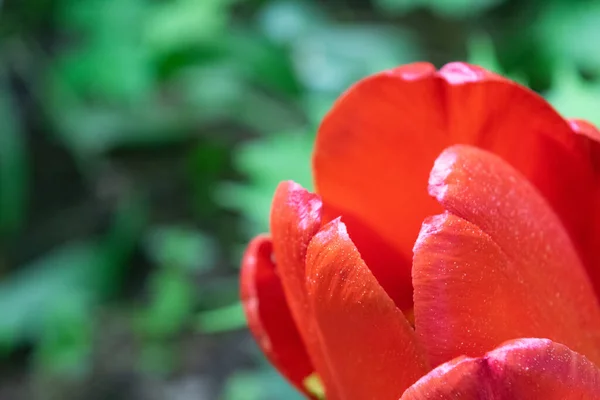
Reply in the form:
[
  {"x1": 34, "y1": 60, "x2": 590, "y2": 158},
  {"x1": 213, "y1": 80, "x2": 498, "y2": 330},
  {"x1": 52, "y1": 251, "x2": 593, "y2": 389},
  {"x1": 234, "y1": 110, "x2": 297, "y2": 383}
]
[
  {"x1": 306, "y1": 218, "x2": 429, "y2": 400},
  {"x1": 240, "y1": 234, "x2": 314, "y2": 395},
  {"x1": 401, "y1": 338, "x2": 600, "y2": 399},
  {"x1": 413, "y1": 145, "x2": 600, "y2": 366}
]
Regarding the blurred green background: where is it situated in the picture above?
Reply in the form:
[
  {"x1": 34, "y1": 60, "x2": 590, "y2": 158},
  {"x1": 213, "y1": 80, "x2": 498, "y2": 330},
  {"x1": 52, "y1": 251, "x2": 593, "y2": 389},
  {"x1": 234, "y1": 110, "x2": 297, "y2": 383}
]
[{"x1": 0, "y1": 0, "x2": 598, "y2": 398}]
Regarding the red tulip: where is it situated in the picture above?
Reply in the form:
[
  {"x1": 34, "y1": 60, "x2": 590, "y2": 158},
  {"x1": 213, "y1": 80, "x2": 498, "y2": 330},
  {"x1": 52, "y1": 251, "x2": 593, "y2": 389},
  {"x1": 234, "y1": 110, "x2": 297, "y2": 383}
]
[{"x1": 239, "y1": 62, "x2": 600, "y2": 399}]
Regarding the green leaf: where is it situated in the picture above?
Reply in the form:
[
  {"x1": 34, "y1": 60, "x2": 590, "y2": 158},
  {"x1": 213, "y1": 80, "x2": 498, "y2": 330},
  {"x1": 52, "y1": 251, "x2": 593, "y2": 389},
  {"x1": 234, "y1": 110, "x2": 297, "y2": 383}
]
[
  {"x1": 0, "y1": 196, "x2": 145, "y2": 350},
  {"x1": 0, "y1": 64, "x2": 28, "y2": 236},
  {"x1": 291, "y1": 24, "x2": 420, "y2": 93},
  {"x1": 55, "y1": 43, "x2": 153, "y2": 104},
  {"x1": 467, "y1": 34, "x2": 504, "y2": 74},
  {"x1": 176, "y1": 60, "x2": 303, "y2": 133},
  {"x1": 216, "y1": 131, "x2": 314, "y2": 235},
  {"x1": 144, "y1": 226, "x2": 217, "y2": 272},
  {"x1": 536, "y1": 1, "x2": 600, "y2": 73},
  {"x1": 58, "y1": 0, "x2": 145, "y2": 39},
  {"x1": 95, "y1": 194, "x2": 148, "y2": 297},
  {"x1": 262, "y1": 1, "x2": 421, "y2": 94},
  {"x1": 34, "y1": 300, "x2": 93, "y2": 376},
  {"x1": 546, "y1": 64, "x2": 600, "y2": 126},
  {"x1": 136, "y1": 268, "x2": 195, "y2": 338},
  {"x1": 0, "y1": 241, "x2": 100, "y2": 349},
  {"x1": 144, "y1": 0, "x2": 241, "y2": 54},
  {"x1": 45, "y1": 93, "x2": 196, "y2": 155},
  {"x1": 258, "y1": 0, "x2": 327, "y2": 44},
  {"x1": 467, "y1": 34, "x2": 527, "y2": 86},
  {"x1": 196, "y1": 302, "x2": 246, "y2": 334},
  {"x1": 374, "y1": 0, "x2": 504, "y2": 18},
  {"x1": 223, "y1": 32, "x2": 302, "y2": 97},
  {"x1": 56, "y1": 0, "x2": 153, "y2": 104}
]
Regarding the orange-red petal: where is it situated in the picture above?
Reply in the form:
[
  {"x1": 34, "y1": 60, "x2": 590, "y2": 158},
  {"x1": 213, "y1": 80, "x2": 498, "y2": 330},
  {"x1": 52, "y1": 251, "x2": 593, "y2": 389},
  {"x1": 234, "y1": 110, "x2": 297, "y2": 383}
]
[
  {"x1": 412, "y1": 145, "x2": 600, "y2": 367},
  {"x1": 569, "y1": 118, "x2": 600, "y2": 294},
  {"x1": 270, "y1": 181, "x2": 340, "y2": 399},
  {"x1": 401, "y1": 338, "x2": 600, "y2": 399},
  {"x1": 320, "y1": 205, "x2": 414, "y2": 313},
  {"x1": 240, "y1": 234, "x2": 314, "y2": 394},
  {"x1": 314, "y1": 62, "x2": 600, "y2": 305},
  {"x1": 570, "y1": 118, "x2": 600, "y2": 146},
  {"x1": 270, "y1": 181, "x2": 323, "y2": 342},
  {"x1": 306, "y1": 218, "x2": 429, "y2": 400}
]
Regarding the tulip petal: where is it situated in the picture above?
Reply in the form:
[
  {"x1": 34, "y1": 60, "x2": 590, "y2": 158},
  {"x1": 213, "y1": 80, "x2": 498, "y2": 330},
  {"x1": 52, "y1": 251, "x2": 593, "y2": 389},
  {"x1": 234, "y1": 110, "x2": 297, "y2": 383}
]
[
  {"x1": 306, "y1": 218, "x2": 429, "y2": 400},
  {"x1": 401, "y1": 338, "x2": 600, "y2": 399},
  {"x1": 570, "y1": 118, "x2": 600, "y2": 146},
  {"x1": 321, "y1": 205, "x2": 414, "y2": 312},
  {"x1": 314, "y1": 62, "x2": 600, "y2": 305},
  {"x1": 569, "y1": 118, "x2": 600, "y2": 294},
  {"x1": 270, "y1": 181, "x2": 340, "y2": 399},
  {"x1": 413, "y1": 145, "x2": 600, "y2": 367},
  {"x1": 270, "y1": 181, "x2": 323, "y2": 341},
  {"x1": 240, "y1": 235, "x2": 314, "y2": 394}
]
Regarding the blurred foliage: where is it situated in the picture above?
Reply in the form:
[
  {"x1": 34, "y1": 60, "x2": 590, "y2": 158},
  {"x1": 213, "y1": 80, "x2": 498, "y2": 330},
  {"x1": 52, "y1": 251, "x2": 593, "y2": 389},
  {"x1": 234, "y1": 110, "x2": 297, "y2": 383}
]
[
  {"x1": 0, "y1": 0, "x2": 599, "y2": 398},
  {"x1": 375, "y1": 0, "x2": 504, "y2": 17},
  {"x1": 0, "y1": 65, "x2": 28, "y2": 237}
]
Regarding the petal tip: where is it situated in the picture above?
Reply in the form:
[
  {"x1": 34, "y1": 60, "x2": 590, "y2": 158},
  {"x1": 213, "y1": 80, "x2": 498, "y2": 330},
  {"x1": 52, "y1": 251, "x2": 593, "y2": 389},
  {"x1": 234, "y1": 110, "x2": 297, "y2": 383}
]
[
  {"x1": 413, "y1": 213, "x2": 450, "y2": 254},
  {"x1": 428, "y1": 146, "x2": 461, "y2": 201},
  {"x1": 275, "y1": 180, "x2": 305, "y2": 195},
  {"x1": 311, "y1": 216, "x2": 345, "y2": 247},
  {"x1": 439, "y1": 62, "x2": 501, "y2": 84},
  {"x1": 385, "y1": 62, "x2": 436, "y2": 81},
  {"x1": 569, "y1": 118, "x2": 600, "y2": 143}
]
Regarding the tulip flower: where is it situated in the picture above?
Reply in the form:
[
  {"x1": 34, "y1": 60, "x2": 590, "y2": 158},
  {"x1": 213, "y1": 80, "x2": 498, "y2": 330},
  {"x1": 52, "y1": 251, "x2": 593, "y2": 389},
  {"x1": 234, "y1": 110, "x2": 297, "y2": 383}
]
[{"x1": 240, "y1": 62, "x2": 600, "y2": 399}]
